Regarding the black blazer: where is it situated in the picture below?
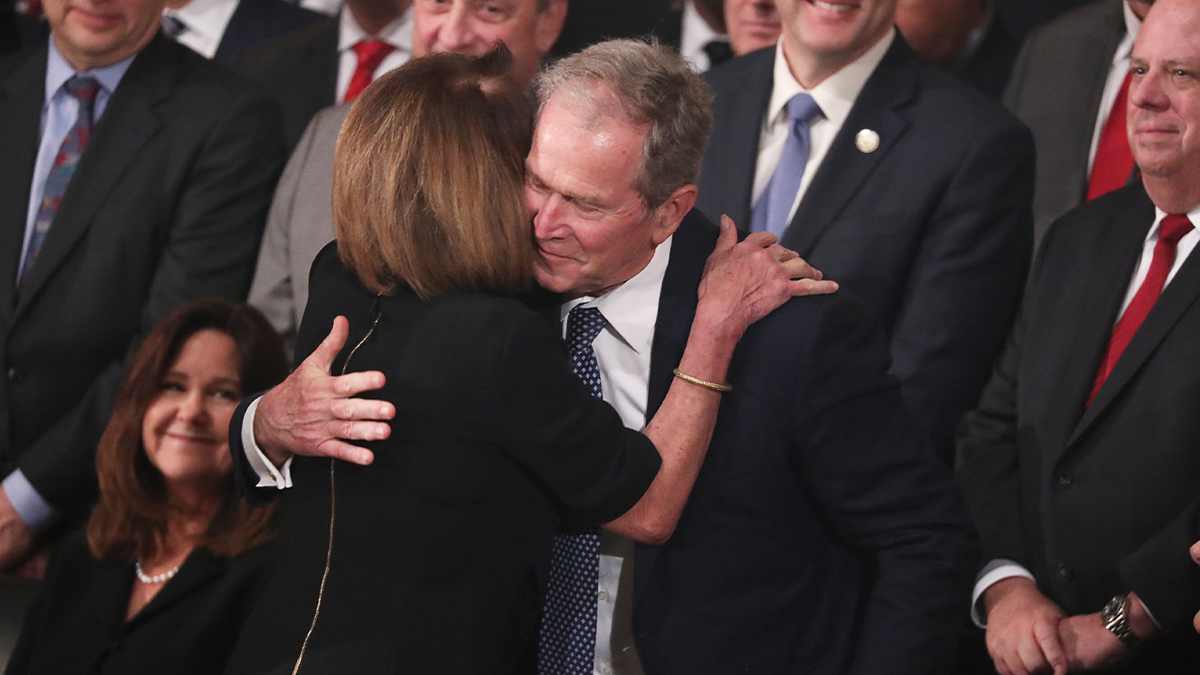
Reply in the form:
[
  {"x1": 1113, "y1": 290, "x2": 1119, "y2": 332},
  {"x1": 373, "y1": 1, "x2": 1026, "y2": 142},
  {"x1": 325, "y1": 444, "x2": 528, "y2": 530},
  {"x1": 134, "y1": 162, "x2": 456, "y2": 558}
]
[
  {"x1": 631, "y1": 213, "x2": 978, "y2": 675},
  {"x1": 0, "y1": 35, "x2": 284, "y2": 522},
  {"x1": 212, "y1": 0, "x2": 330, "y2": 66},
  {"x1": 697, "y1": 35, "x2": 1035, "y2": 463},
  {"x1": 5, "y1": 532, "x2": 275, "y2": 675},
  {"x1": 234, "y1": 19, "x2": 339, "y2": 153},
  {"x1": 223, "y1": 244, "x2": 661, "y2": 675},
  {"x1": 957, "y1": 184, "x2": 1200, "y2": 672}
]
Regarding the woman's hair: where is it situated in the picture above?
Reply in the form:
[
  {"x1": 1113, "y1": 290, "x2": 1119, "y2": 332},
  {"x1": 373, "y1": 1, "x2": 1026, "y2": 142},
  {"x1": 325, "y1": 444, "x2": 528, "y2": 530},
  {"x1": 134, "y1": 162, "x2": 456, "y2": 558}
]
[
  {"x1": 333, "y1": 46, "x2": 535, "y2": 299},
  {"x1": 87, "y1": 299, "x2": 289, "y2": 561}
]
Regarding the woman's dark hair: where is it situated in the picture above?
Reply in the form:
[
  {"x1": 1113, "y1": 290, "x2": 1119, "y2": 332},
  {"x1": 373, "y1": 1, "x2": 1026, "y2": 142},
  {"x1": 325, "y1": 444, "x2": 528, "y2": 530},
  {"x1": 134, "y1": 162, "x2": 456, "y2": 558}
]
[{"x1": 87, "y1": 299, "x2": 289, "y2": 561}]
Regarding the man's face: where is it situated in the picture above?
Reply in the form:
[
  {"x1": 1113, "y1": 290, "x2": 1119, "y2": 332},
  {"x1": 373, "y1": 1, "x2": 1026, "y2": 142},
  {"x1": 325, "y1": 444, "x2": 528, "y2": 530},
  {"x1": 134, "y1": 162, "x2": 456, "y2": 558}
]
[
  {"x1": 1127, "y1": 0, "x2": 1200, "y2": 192},
  {"x1": 525, "y1": 93, "x2": 673, "y2": 299},
  {"x1": 43, "y1": 0, "x2": 163, "y2": 70},
  {"x1": 775, "y1": 0, "x2": 897, "y2": 82},
  {"x1": 725, "y1": 0, "x2": 782, "y2": 57},
  {"x1": 412, "y1": 0, "x2": 565, "y2": 89}
]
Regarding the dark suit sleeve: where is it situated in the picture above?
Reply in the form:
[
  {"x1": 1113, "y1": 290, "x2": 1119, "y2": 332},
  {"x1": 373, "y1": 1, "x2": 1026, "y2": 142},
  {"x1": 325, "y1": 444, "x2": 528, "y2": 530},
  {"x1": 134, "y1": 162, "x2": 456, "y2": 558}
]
[
  {"x1": 16, "y1": 89, "x2": 285, "y2": 521},
  {"x1": 888, "y1": 121, "x2": 1035, "y2": 462},
  {"x1": 487, "y1": 313, "x2": 662, "y2": 525},
  {"x1": 789, "y1": 296, "x2": 979, "y2": 675}
]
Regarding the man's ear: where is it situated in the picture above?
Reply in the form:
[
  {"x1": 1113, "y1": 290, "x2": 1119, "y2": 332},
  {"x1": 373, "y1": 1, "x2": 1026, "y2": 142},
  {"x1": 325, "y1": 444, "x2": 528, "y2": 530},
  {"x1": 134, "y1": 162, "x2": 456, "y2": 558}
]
[
  {"x1": 535, "y1": 0, "x2": 568, "y2": 54},
  {"x1": 650, "y1": 184, "x2": 698, "y2": 246}
]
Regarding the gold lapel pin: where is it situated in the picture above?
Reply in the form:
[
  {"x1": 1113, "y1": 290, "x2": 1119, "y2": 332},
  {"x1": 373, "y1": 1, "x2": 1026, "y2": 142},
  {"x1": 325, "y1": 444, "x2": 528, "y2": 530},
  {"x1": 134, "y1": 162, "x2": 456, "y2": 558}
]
[{"x1": 855, "y1": 129, "x2": 880, "y2": 154}]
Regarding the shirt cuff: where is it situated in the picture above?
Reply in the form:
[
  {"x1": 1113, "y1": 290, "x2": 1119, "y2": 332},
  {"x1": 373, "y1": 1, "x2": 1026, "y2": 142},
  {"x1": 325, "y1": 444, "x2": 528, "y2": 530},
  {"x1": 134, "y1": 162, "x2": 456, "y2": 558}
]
[
  {"x1": 241, "y1": 396, "x2": 294, "y2": 489},
  {"x1": 971, "y1": 559, "x2": 1036, "y2": 628},
  {"x1": 2, "y1": 470, "x2": 57, "y2": 532}
]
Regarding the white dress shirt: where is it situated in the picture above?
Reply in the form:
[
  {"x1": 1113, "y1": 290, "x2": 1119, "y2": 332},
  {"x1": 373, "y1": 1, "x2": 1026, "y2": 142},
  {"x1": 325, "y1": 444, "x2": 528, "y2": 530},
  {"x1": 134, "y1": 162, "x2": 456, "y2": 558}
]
[
  {"x1": 678, "y1": 1, "x2": 725, "y2": 73},
  {"x1": 970, "y1": 203, "x2": 1200, "y2": 628},
  {"x1": 1086, "y1": 1, "x2": 1141, "y2": 176},
  {"x1": 242, "y1": 238, "x2": 674, "y2": 675},
  {"x1": 335, "y1": 6, "x2": 413, "y2": 103},
  {"x1": 752, "y1": 29, "x2": 894, "y2": 227},
  {"x1": 163, "y1": 0, "x2": 241, "y2": 60}
]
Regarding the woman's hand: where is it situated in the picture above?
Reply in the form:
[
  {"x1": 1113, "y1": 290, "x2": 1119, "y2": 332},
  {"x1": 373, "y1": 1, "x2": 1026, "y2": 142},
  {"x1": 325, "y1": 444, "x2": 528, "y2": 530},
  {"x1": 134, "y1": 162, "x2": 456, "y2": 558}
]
[
  {"x1": 254, "y1": 316, "x2": 395, "y2": 467},
  {"x1": 695, "y1": 215, "x2": 838, "y2": 343}
]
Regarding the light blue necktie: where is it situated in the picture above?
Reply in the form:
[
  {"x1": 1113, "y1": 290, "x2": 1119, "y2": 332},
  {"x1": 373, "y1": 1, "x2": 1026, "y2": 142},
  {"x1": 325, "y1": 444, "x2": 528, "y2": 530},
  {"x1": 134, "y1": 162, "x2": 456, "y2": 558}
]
[
  {"x1": 538, "y1": 306, "x2": 606, "y2": 675},
  {"x1": 750, "y1": 93, "x2": 823, "y2": 239}
]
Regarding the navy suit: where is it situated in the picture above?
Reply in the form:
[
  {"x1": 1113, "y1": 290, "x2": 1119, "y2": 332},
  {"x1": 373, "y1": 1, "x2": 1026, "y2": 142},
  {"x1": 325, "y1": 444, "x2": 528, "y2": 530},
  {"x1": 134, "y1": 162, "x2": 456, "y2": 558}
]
[
  {"x1": 697, "y1": 35, "x2": 1034, "y2": 463},
  {"x1": 212, "y1": 0, "x2": 329, "y2": 66},
  {"x1": 630, "y1": 212, "x2": 977, "y2": 674}
]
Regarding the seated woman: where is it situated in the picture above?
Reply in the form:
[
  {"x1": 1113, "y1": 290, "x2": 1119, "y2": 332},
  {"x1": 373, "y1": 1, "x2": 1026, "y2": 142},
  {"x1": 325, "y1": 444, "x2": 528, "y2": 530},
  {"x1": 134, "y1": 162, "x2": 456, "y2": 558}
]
[{"x1": 5, "y1": 299, "x2": 289, "y2": 675}]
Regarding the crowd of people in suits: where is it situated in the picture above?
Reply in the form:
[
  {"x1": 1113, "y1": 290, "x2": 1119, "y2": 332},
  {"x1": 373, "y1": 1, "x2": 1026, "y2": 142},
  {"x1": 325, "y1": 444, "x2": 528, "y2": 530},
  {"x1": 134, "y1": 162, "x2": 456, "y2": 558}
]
[{"x1": 1, "y1": 0, "x2": 1200, "y2": 672}]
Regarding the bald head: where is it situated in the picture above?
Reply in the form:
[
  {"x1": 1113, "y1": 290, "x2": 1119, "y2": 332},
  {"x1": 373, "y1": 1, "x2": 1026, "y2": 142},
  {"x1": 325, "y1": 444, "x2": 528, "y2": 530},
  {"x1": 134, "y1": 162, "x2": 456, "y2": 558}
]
[{"x1": 1128, "y1": 0, "x2": 1200, "y2": 212}]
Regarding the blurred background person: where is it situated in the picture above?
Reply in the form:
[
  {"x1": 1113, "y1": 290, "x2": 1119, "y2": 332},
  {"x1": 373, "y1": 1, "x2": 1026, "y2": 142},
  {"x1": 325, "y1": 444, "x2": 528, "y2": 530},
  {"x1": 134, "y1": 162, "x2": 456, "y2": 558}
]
[
  {"x1": 671, "y1": 0, "x2": 730, "y2": 72},
  {"x1": 1005, "y1": 0, "x2": 1152, "y2": 248},
  {"x1": 234, "y1": 0, "x2": 412, "y2": 154},
  {"x1": 4, "y1": 299, "x2": 287, "y2": 675},
  {"x1": 723, "y1": 0, "x2": 781, "y2": 57},
  {"x1": 246, "y1": 0, "x2": 566, "y2": 355},
  {"x1": 159, "y1": 0, "x2": 328, "y2": 66},
  {"x1": 895, "y1": 0, "x2": 1019, "y2": 99}
]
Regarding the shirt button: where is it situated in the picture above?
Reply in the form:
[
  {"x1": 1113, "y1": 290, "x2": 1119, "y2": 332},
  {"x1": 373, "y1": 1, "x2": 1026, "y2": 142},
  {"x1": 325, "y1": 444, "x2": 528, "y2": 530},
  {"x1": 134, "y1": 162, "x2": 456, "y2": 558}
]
[
  {"x1": 1054, "y1": 473, "x2": 1073, "y2": 489},
  {"x1": 1057, "y1": 564, "x2": 1074, "y2": 583},
  {"x1": 597, "y1": 590, "x2": 609, "y2": 602}
]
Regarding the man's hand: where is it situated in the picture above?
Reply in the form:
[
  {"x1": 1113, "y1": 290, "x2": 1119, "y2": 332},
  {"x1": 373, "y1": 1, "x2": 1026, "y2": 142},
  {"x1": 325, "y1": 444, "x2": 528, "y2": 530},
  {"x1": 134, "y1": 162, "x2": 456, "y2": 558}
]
[
  {"x1": 984, "y1": 577, "x2": 1069, "y2": 675},
  {"x1": 254, "y1": 316, "x2": 395, "y2": 467},
  {"x1": 0, "y1": 487, "x2": 35, "y2": 572},
  {"x1": 696, "y1": 215, "x2": 838, "y2": 340},
  {"x1": 1193, "y1": 540, "x2": 1200, "y2": 633},
  {"x1": 1059, "y1": 593, "x2": 1155, "y2": 672}
]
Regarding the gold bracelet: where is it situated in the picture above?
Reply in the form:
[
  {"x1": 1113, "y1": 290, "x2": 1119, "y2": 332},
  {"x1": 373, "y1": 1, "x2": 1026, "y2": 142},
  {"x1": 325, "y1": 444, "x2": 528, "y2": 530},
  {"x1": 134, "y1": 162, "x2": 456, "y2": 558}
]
[{"x1": 672, "y1": 368, "x2": 733, "y2": 393}]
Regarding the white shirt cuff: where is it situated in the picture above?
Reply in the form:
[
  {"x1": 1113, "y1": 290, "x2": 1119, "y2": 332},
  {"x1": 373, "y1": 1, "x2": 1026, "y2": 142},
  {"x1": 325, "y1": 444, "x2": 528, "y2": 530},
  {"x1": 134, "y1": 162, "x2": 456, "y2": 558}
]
[
  {"x1": 1, "y1": 470, "x2": 57, "y2": 531},
  {"x1": 971, "y1": 560, "x2": 1036, "y2": 628},
  {"x1": 241, "y1": 396, "x2": 294, "y2": 489}
]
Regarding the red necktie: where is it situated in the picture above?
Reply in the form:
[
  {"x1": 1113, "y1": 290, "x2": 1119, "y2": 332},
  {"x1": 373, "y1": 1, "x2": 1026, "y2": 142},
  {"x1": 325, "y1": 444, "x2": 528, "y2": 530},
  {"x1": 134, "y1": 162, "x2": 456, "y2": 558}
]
[
  {"x1": 1086, "y1": 71, "x2": 1135, "y2": 201},
  {"x1": 343, "y1": 40, "x2": 395, "y2": 103},
  {"x1": 1088, "y1": 214, "x2": 1194, "y2": 404}
]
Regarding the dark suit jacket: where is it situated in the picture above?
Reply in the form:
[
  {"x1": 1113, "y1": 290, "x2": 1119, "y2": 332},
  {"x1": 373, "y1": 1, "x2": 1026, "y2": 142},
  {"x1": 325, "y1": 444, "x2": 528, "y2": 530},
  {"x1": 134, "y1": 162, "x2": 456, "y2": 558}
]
[
  {"x1": 631, "y1": 213, "x2": 978, "y2": 675},
  {"x1": 551, "y1": 0, "x2": 676, "y2": 56},
  {"x1": 212, "y1": 0, "x2": 330, "y2": 66},
  {"x1": 957, "y1": 184, "x2": 1200, "y2": 672},
  {"x1": 697, "y1": 35, "x2": 1035, "y2": 464},
  {"x1": 0, "y1": 35, "x2": 284, "y2": 523},
  {"x1": 954, "y1": 14, "x2": 1021, "y2": 100},
  {"x1": 234, "y1": 19, "x2": 338, "y2": 153},
  {"x1": 223, "y1": 244, "x2": 661, "y2": 675},
  {"x1": 1003, "y1": 0, "x2": 1127, "y2": 247},
  {"x1": 5, "y1": 532, "x2": 275, "y2": 675}
]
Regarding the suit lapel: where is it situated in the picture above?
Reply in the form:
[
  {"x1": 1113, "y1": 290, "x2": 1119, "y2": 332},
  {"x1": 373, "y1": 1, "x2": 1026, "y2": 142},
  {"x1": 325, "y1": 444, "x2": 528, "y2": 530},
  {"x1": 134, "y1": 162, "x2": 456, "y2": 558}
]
[
  {"x1": 634, "y1": 212, "x2": 712, "y2": 605},
  {"x1": 12, "y1": 36, "x2": 171, "y2": 323},
  {"x1": 0, "y1": 46, "x2": 48, "y2": 322},
  {"x1": 127, "y1": 550, "x2": 224, "y2": 629},
  {"x1": 90, "y1": 560, "x2": 136, "y2": 631},
  {"x1": 214, "y1": 0, "x2": 264, "y2": 63},
  {"x1": 700, "y1": 48, "x2": 774, "y2": 231},
  {"x1": 1040, "y1": 189, "x2": 1153, "y2": 466},
  {"x1": 1068, "y1": 201, "x2": 1200, "y2": 449},
  {"x1": 781, "y1": 37, "x2": 915, "y2": 255}
]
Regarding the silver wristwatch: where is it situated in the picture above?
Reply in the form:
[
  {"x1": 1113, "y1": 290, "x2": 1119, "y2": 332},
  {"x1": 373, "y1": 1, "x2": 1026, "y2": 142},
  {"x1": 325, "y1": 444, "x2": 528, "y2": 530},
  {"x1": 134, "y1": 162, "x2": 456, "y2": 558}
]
[{"x1": 1101, "y1": 593, "x2": 1142, "y2": 650}]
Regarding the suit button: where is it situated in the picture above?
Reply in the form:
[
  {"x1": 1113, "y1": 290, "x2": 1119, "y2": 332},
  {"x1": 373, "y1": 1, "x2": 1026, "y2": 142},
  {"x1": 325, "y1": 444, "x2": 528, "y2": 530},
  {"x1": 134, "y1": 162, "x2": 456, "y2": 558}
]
[
  {"x1": 5, "y1": 367, "x2": 18, "y2": 383},
  {"x1": 1054, "y1": 473, "x2": 1073, "y2": 489},
  {"x1": 1057, "y1": 564, "x2": 1074, "y2": 583}
]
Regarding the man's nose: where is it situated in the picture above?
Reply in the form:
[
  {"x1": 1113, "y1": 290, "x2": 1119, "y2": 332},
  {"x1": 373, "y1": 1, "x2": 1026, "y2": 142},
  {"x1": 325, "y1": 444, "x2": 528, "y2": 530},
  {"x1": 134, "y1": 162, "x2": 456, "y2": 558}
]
[
  {"x1": 1129, "y1": 68, "x2": 1169, "y2": 112},
  {"x1": 438, "y1": 6, "x2": 480, "y2": 52}
]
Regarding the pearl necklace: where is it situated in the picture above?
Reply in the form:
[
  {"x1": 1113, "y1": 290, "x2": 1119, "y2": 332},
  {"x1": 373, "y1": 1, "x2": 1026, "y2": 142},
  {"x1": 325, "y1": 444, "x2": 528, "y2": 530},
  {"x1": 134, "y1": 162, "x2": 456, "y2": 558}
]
[{"x1": 135, "y1": 560, "x2": 181, "y2": 584}]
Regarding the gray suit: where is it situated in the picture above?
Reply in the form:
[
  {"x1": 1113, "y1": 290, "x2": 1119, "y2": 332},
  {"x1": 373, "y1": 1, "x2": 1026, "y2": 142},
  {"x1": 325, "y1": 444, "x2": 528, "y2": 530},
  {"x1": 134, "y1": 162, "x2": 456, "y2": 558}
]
[
  {"x1": 1003, "y1": 0, "x2": 1127, "y2": 247},
  {"x1": 247, "y1": 103, "x2": 348, "y2": 356}
]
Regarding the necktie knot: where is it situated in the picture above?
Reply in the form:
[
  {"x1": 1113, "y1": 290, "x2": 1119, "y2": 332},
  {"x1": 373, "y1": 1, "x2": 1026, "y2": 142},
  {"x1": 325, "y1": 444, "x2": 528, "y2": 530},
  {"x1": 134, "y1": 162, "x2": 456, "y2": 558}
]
[
  {"x1": 64, "y1": 75, "x2": 100, "y2": 107},
  {"x1": 787, "y1": 92, "x2": 822, "y2": 129},
  {"x1": 353, "y1": 39, "x2": 395, "y2": 70},
  {"x1": 567, "y1": 306, "x2": 605, "y2": 350},
  {"x1": 1160, "y1": 214, "x2": 1194, "y2": 246},
  {"x1": 702, "y1": 39, "x2": 734, "y2": 68}
]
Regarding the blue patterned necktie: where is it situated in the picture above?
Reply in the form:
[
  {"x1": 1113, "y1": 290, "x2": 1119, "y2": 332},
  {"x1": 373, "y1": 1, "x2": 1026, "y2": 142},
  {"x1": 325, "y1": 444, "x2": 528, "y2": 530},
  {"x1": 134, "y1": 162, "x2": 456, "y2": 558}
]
[
  {"x1": 750, "y1": 93, "x2": 823, "y2": 239},
  {"x1": 20, "y1": 75, "x2": 100, "y2": 285},
  {"x1": 538, "y1": 305, "x2": 607, "y2": 675}
]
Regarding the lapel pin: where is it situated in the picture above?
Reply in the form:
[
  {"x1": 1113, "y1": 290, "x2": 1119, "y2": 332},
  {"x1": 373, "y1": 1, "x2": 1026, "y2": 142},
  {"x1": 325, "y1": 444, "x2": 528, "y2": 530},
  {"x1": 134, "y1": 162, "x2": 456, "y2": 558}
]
[{"x1": 855, "y1": 129, "x2": 880, "y2": 154}]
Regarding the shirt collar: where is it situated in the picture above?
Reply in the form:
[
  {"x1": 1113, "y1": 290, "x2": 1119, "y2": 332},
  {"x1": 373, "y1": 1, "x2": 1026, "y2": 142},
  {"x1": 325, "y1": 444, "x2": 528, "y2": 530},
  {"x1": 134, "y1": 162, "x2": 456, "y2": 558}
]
[
  {"x1": 338, "y1": 4, "x2": 413, "y2": 54},
  {"x1": 45, "y1": 37, "x2": 135, "y2": 107},
  {"x1": 1115, "y1": 0, "x2": 1141, "y2": 65},
  {"x1": 1147, "y1": 204, "x2": 1200, "y2": 243},
  {"x1": 164, "y1": 0, "x2": 239, "y2": 50},
  {"x1": 766, "y1": 28, "x2": 895, "y2": 134},
  {"x1": 560, "y1": 236, "x2": 673, "y2": 356},
  {"x1": 680, "y1": 1, "x2": 722, "y2": 65}
]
